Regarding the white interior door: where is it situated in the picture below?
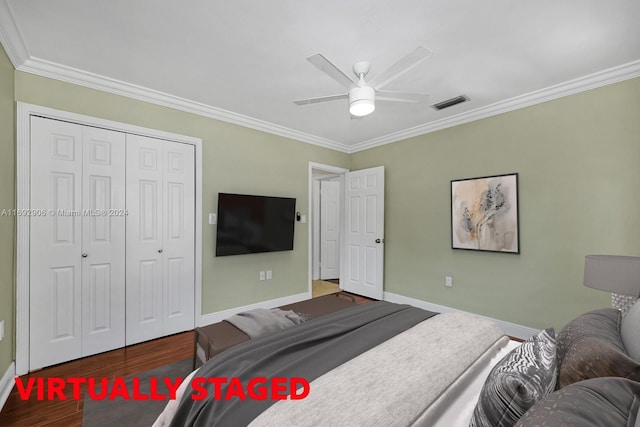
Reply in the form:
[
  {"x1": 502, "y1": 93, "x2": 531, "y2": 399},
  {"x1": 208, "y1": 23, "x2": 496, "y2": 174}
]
[
  {"x1": 81, "y1": 126, "x2": 126, "y2": 356},
  {"x1": 126, "y1": 134, "x2": 195, "y2": 345},
  {"x1": 162, "y1": 141, "x2": 195, "y2": 335},
  {"x1": 30, "y1": 118, "x2": 83, "y2": 370},
  {"x1": 29, "y1": 117, "x2": 126, "y2": 370},
  {"x1": 126, "y1": 134, "x2": 165, "y2": 345},
  {"x1": 320, "y1": 180, "x2": 340, "y2": 280},
  {"x1": 341, "y1": 166, "x2": 385, "y2": 300}
]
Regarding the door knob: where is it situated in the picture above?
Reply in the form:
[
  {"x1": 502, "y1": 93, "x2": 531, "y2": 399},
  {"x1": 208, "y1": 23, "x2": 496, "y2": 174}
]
[
  {"x1": 82, "y1": 253, "x2": 88, "y2": 258},
  {"x1": 158, "y1": 249, "x2": 163, "y2": 253},
  {"x1": 375, "y1": 238, "x2": 382, "y2": 244}
]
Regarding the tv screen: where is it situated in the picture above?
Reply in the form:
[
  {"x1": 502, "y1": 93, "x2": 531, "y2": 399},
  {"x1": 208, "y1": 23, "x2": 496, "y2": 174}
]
[{"x1": 215, "y1": 193, "x2": 296, "y2": 256}]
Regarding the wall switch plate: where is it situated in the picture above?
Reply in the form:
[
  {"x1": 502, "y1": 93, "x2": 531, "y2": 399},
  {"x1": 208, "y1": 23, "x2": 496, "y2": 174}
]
[
  {"x1": 208, "y1": 213, "x2": 217, "y2": 225},
  {"x1": 259, "y1": 271, "x2": 266, "y2": 281},
  {"x1": 445, "y1": 276, "x2": 453, "y2": 287},
  {"x1": 0, "y1": 320, "x2": 4, "y2": 341},
  {"x1": 266, "y1": 270, "x2": 272, "y2": 280}
]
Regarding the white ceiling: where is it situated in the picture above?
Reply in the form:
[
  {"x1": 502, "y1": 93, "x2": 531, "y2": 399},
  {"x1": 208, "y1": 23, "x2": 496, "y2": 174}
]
[{"x1": 1, "y1": 0, "x2": 639, "y2": 152}]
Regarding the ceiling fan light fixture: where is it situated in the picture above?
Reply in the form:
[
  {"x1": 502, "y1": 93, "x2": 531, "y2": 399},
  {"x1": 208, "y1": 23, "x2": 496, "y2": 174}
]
[
  {"x1": 349, "y1": 86, "x2": 376, "y2": 117},
  {"x1": 350, "y1": 99, "x2": 375, "y2": 117}
]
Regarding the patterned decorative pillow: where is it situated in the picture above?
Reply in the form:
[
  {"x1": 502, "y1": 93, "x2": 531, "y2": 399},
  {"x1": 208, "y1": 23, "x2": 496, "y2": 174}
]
[{"x1": 469, "y1": 328, "x2": 557, "y2": 427}]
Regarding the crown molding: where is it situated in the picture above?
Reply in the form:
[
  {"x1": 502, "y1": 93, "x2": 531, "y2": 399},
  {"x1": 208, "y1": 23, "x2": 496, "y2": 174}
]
[
  {"x1": 0, "y1": 1, "x2": 28, "y2": 67},
  {"x1": 15, "y1": 56, "x2": 351, "y2": 153},
  {"x1": 17, "y1": 55, "x2": 640, "y2": 155},
  {"x1": 10, "y1": 54, "x2": 640, "y2": 156},
  {"x1": 348, "y1": 59, "x2": 640, "y2": 153}
]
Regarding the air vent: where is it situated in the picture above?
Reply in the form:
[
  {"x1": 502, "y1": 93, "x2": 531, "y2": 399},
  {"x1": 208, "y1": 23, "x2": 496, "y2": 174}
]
[{"x1": 431, "y1": 95, "x2": 469, "y2": 111}]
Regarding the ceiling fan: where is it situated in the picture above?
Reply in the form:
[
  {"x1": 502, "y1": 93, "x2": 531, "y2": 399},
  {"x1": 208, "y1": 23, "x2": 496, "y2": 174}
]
[{"x1": 294, "y1": 46, "x2": 431, "y2": 117}]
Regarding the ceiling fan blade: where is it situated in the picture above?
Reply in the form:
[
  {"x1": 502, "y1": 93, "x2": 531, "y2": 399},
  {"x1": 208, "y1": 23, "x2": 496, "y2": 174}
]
[
  {"x1": 294, "y1": 93, "x2": 348, "y2": 105},
  {"x1": 369, "y1": 46, "x2": 432, "y2": 91},
  {"x1": 307, "y1": 54, "x2": 357, "y2": 89},
  {"x1": 376, "y1": 90, "x2": 430, "y2": 103}
]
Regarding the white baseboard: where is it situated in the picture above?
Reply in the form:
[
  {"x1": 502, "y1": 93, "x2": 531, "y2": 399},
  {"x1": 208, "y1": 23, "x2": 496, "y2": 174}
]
[
  {"x1": 199, "y1": 292, "x2": 310, "y2": 327},
  {"x1": 383, "y1": 292, "x2": 538, "y2": 340},
  {"x1": 0, "y1": 361, "x2": 15, "y2": 412}
]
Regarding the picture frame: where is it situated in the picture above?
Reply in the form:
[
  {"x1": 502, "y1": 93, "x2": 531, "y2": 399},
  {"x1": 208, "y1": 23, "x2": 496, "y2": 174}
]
[{"x1": 451, "y1": 173, "x2": 519, "y2": 253}]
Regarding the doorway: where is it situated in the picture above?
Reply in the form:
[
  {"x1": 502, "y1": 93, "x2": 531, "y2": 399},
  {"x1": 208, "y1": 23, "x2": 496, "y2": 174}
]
[
  {"x1": 314, "y1": 178, "x2": 342, "y2": 280},
  {"x1": 307, "y1": 162, "x2": 386, "y2": 301},
  {"x1": 308, "y1": 163, "x2": 348, "y2": 297}
]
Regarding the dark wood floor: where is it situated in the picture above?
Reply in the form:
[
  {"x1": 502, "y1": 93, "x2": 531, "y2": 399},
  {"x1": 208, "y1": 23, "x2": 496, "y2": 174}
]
[
  {"x1": 0, "y1": 331, "x2": 194, "y2": 427},
  {"x1": 337, "y1": 291, "x2": 374, "y2": 304}
]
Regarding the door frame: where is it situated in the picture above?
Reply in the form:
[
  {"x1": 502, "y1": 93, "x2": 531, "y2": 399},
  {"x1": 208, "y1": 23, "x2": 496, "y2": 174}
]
[
  {"x1": 15, "y1": 102, "x2": 203, "y2": 375},
  {"x1": 307, "y1": 162, "x2": 348, "y2": 296}
]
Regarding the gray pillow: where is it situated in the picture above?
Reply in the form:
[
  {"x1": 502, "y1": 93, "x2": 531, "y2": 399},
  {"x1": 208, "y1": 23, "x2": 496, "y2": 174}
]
[
  {"x1": 556, "y1": 308, "x2": 640, "y2": 388},
  {"x1": 515, "y1": 377, "x2": 640, "y2": 427},
  {"x1": 622, "y1": 299, "x2": 640, "y2": 361},
  {"x1": 469, "y1": 328, "x2": 557, "y2": 427}
]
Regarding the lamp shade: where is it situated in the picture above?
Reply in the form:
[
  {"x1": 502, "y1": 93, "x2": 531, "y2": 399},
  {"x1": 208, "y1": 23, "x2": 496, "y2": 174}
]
[{"x1": 584, "y1": 255, "x2": 640, "y2": 297}]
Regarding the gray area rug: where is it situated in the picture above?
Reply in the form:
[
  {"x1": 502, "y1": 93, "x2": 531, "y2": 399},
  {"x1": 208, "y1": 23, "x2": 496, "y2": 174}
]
[{"x1": 82, "y1": 358, "x2": 193, "y2": 427}]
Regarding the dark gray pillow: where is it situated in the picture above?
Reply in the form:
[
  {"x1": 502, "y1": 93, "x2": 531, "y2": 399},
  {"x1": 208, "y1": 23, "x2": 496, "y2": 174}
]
[
  {"x1": 469, "y1": 328, "x2": 557, "y2": 427},
  {"x1": 556, "y1": 308, "x2": 640, "y2": 388},
  {"x1": 515, "y1": 377, "x2": 640, "y2": 427}
]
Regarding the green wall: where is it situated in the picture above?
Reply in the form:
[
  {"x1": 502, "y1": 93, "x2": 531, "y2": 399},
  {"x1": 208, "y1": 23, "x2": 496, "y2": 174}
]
[
  {"x1": 0, "y1": 45, "x2": 15, "y2": 376},
  {"x1": 351, "y1": 77, "x2": 640, "y2": 331},
  {"x1": 14, "y1": 72, "x2": 350, "y2": 314}
]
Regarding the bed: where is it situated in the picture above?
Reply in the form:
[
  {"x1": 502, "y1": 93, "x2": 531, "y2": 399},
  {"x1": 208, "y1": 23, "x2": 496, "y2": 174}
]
[
  {"x1": 155, "y1": 300, "x2": 519, "y2": 426},
  {"x1": 154, "y1": 298, "x2": 640, "y2": 427}
]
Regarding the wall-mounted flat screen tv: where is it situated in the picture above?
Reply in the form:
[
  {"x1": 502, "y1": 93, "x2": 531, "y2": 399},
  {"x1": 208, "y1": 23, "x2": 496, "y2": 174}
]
[{"x1": 215, "y1": 193, "x2": 296, "y2": 256}]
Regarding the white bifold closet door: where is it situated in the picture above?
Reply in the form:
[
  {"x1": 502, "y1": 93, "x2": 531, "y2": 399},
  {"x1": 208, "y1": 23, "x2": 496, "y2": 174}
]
[
  {"x1": 125, "y1": 134, "x2": 195, "y2": 345},
  {"x1": 29, "y1": 117, "x2": 126, "y2": 370}
]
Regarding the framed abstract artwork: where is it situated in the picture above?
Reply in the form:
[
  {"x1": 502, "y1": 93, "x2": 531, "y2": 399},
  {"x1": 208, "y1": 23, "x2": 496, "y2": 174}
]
[{"x1": 451, "y1": 173, "x2": 519, "y2": 253}]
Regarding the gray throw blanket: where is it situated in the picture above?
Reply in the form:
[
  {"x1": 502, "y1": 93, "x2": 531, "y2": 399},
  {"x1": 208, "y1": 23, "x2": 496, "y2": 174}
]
[
  {"x1": 168, "y1": 301, "x2": 437, "y2": 427},
  {"x1": 225, "y1": 308, "x2": 308, "y2": 338}
]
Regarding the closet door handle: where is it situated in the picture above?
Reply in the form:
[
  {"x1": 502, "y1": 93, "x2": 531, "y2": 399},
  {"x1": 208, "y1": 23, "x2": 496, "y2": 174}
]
[
  {"x1": 158, "y1": 249, "x2": 163, "y2": 253},
  {"x1": 82, "y1": 253, "x2": 88, "y2": 258}
]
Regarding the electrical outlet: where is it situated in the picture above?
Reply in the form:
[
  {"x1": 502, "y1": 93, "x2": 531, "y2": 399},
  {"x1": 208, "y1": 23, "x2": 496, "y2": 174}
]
[
  {"x1": 259, "y1": 271, "x2": 266, "y2": 281},
  {"x1": 266, "y1": 270, "x2": 272, "y2": 280},
  {"x1": 445, "y1": 276, "x2": 453, "y2": 287},
  {"x1": 0, "y1": 320, "x2": 4, "y2": 341}
]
